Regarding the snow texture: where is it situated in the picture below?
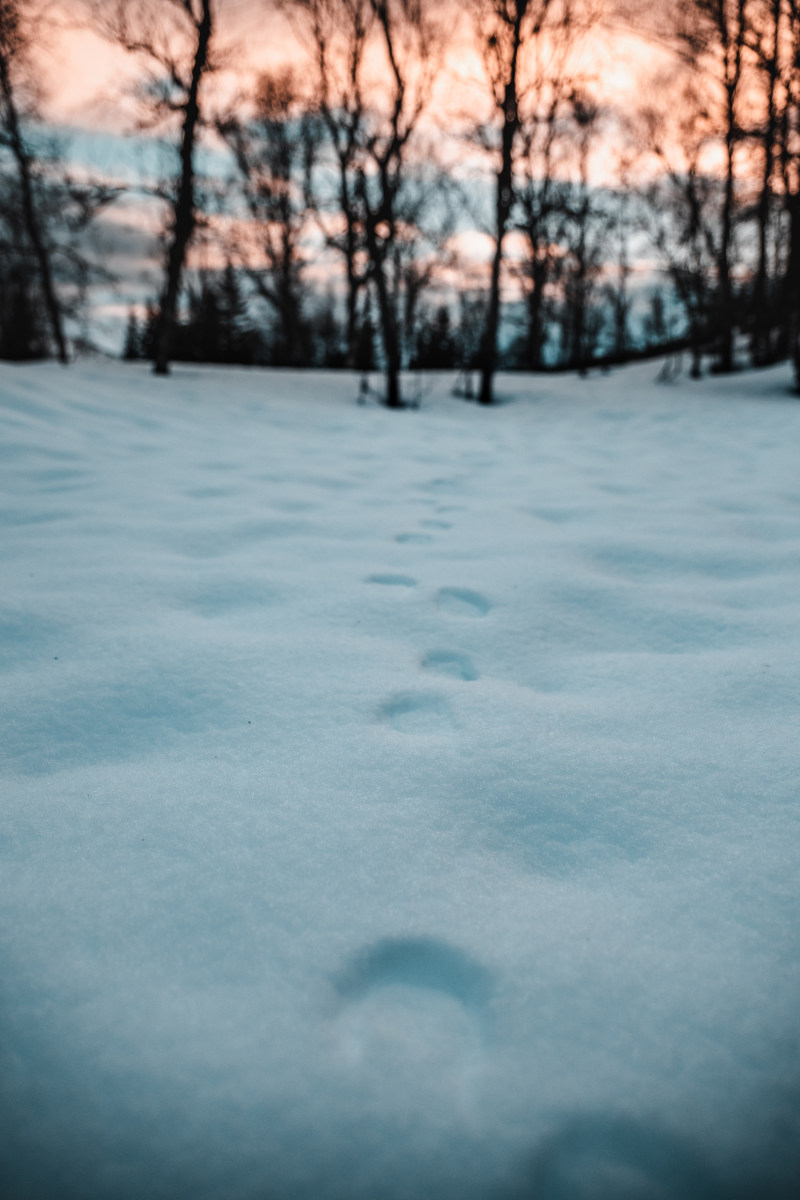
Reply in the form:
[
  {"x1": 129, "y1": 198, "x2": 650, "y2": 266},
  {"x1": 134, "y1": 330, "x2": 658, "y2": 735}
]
[{"x1": 1, "y1": 360, "x2": 799, "y2": 1199}]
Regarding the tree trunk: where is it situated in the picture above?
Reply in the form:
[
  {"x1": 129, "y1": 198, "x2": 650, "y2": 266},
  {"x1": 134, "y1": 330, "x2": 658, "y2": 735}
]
[
  {"x1": 479, "y1": 5, "x2": 526, "y2": 407},
  {"x1": 154, "y1": 1, "x2": 213, "y2": 376},
  {"x1": 370, "y1": 254, "x2": 402, "y2": 408},
  {"x1": 480, "y1": 198, "x2": 507, "y2": 403},
  {"x1": 526, "y1": 264, "x2": 546, "y2": 370},
  {"x1": 345, "y1": 258, "x2": 360, "y2": 370},
  {"x1": 362, "y1": 170, "x2": 402, "y2": 406},
  {"x1": 341, "y1": 162, "x2": 362, "y2": 370},
  {"x1": 751, "y1": 1, "x2": 780, "y2": 367},
  {"x1": 715, "y1": 3, "x2": 745, "y2": 375},
  {"x1": 786, "y1": 195, "x2": 800, "y2": 393},
  {"x1": 480, "y1": 117, "x2": 516, "y2": 405},
  {"x1": 716, "y1": 195, "x2": 735, "y2": 374},
  {"x1": 0, "y1": 52, "x2": 68, "y2": 365}
]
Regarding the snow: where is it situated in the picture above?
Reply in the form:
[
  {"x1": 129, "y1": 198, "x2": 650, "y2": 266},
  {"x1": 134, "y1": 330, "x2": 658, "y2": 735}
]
[{"x1": 1, "y1": 359, "x2": 799, "y2": 1199}]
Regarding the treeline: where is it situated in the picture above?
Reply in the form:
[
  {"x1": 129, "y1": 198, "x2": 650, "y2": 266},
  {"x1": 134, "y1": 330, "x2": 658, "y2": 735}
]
[{"x1": 2, "y1": 0, "x2": 800, "y2": 404}]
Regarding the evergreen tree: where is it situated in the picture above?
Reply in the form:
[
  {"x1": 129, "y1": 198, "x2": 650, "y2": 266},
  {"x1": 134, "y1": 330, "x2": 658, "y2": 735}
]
[
  {"x1": 0, "y1": 261, "x2": 46, "y2": 359},
  {"x1": 122, "y1": 309, "x2": 142, "y2": 360},
  {"x1": 217, "y1": 263, "x2": 252, "y2": 364},
  {"x1": 413, "y1": 305, "x2": 457, "y2": 369}
]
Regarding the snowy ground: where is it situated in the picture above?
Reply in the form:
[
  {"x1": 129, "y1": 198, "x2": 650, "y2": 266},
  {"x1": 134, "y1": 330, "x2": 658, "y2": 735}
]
[{"x1": 1, "y1": 359, "x2": 799, "y2": 1199}]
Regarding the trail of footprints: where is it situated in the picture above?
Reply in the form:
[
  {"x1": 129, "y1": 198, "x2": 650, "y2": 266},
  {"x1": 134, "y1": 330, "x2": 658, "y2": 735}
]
[
  {"x1": 367, "y1": 517, "x2": 490, "y2": 733},
  {"x1": 344, "y1": 535, "x2": 720, "y2": 1196},
  {"x1": 336, "y1": 518, "x2": 494, "y2": 1056}
]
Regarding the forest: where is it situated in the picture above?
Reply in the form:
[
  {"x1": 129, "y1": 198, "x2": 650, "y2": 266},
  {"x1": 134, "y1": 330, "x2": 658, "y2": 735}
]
[{"x1": 1, "y1": 0, "x2": 800, "y2": 406}]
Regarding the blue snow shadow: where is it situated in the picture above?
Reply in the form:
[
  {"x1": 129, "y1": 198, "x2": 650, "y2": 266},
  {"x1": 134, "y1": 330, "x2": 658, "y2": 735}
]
[{"x1": 515, "y1": 1113, "x2": 727, "y2": 1200}]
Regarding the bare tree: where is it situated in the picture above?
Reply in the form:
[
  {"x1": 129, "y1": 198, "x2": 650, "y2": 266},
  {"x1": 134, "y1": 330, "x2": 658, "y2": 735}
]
[
  {"x1": 604, "y1": 188, "x2": 633, "y2": 363},
  {"x1": 776, "y1": 0, "x2": 800, "y2": 389},
  {"x1": 1, "y1": 0, "x2": 119, "y2": 362},
  {"x1": 557, "y1": 91, "x2": 609, "y2": 373},
  {"x1": 511, "y1": 15, "x2": 569, "y2": 370},
  {"x1": 390, "y1": 165, "x2": 459, "y2": 371},
  {"x1": 0, "y1": 0, "x2": 68, "y2": 362},
  {"x1": 355, "y1": 0, "x2": 444, "y2": 407},
  {"x1": 673, "y1": 0, "x2": 750, "y2": 373},
  {"x1": 92, "y1": 0, "x2": 216, "y2": 375},
  {"x1": 287, "y1": 0, "x2": 444, "y2": 406},
  {"x1": 471, "y1": 0, "x2": 586, "y2": 402},
  {"x1": 638, "y1": 79, "x2": 724, "y2": 378},
  {"x1": 475, "y1": 0, "x2": 539, "y2": 403},
  {"x1": 283, "y1": 0, "x2": 372, "y2": 369},
  {"x1": 744, "y1": 0, "x2": 782, "y2": 364},
  {"x1": 219, "y1": 68, "x2": 317, "y2": 366}
]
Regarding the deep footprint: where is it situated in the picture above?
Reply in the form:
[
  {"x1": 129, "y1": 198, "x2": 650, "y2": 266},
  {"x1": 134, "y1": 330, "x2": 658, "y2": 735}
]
[
  {"x1": 421, "y1": 650, "x2": 479, "y2": 681},
  {"x1": 437, "y1": 587, "x2": 491, "y2": 617},
  {"x1": 380, "y1": 692, "x2": 454, "y2": 733},
  {"x1": 335, "y1": 936, "x2": 494, "y2": 1013},
  {"x1": 366, "y1": 573, "x2": 418, "y2": 588}
]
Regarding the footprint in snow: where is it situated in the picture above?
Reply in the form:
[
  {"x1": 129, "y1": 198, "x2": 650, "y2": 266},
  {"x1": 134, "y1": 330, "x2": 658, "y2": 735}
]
[
  {"x1": 366, "y1": 573, "x2": 418, "y2": 588},
  {"x1": 421, "y1": 649, "x2": 479, "y2": 682},
  {"x1": 395, "y1": 532, "x2": 434, "y2": 545},
  {"x1": 333, "y1": 937, "x2": 495, "y2": 1071},
  {"x1": 436, "y1": 587, "x2": 491, "y2": 617},
  {"x1": 379, "y1": 692, "x2": 455, "y2": 733},
  {"x1": 335, "y1": 936, "x2": 493, "y2": 1014},
  {"x1": 527, "y1": 1114, "x2": 720, "y2": 1200}
]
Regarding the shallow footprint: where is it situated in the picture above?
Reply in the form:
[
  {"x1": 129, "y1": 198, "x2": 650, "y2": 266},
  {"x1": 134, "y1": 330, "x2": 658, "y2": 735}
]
[
  {"x1": 437, "y1": 587, "x2": 491, "y2": 618},
  {"x1": 379, "y1": 692, "x2": 454, "y2": 733},
  {"x1": 367, "y1": 573, "x2": 418, "y2": 588},
  {"x1": 421, "y1": 649, "x2": 479, "y2": 682},
  {"x1": 396, "y1": 532, "x2": 434, "y2": 545}
]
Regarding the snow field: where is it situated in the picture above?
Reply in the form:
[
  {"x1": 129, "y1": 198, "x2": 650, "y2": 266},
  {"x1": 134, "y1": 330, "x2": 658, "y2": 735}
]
[{"x1": 1, "y1": 360, "x2": 800, "y2": 1198}]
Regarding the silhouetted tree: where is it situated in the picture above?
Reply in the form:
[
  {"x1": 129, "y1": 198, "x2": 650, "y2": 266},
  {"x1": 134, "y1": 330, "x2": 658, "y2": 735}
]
[
  {"x1": 474, "y1": 0, "x2": 539, "y2": 402},
  {"x1": 776, "y1": 0, "x2": 800, "y2": 389},
  {"x1": 604, "y1": 190, "x2": 633, "y2": 363},
  {"x1": 471, "y1": 0, "x2": 584, "y2": 401},
  {"x1": 412, "y1": 304, "x2": 457, "y2": 369},
  {"x1": 746, "y1": 0, "x2": 782, "y2": 364},
  {"x1": 558, "y1": 91, "x2": 608, "y2": 373},
  {"x1": 290, "y1": 0, "x2": 445, "y2": 403},
  {"x1": 122, "y1": 308, "x2": 143, "y2": 359},
  {"x1": 1, "y1": 1, "x2": 119, "y2": 362},
  {"x1": 216, "y1": 262, "x2": 256, "y2": 363},
  {"x1": 673, "y1": 0, "x2": 749, "y2": 373},
  {"x1": 93, "y1": 0, "x2": 216, "y2": 376},
  {"x1": 355, "y1": 1, "x2": 445, "y2": 407},
  {"x1": 639, "y1": 75, "x2": 727, "y2": 377},
  {"x1": 514, "y1": 74, "x2": 571, "y2": 371},
  {"x1": 284, "y1": 0, "x2": 372, "y2": 369},
  {"x1": 166, "y1": 268, "x2": 260, "y2": 364},
  {"x1": 219, "y1": 68, "x2": 315, "y2": 367},
  {"x1": 314, "y1": 290, "x2": 346, "y2": 367},
  {"x1": 642, "y1": 286, "x2": 671, "y2": 350},
  {"x1": 0, "y1": 0, "x2": 68, "y2": 361}
]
